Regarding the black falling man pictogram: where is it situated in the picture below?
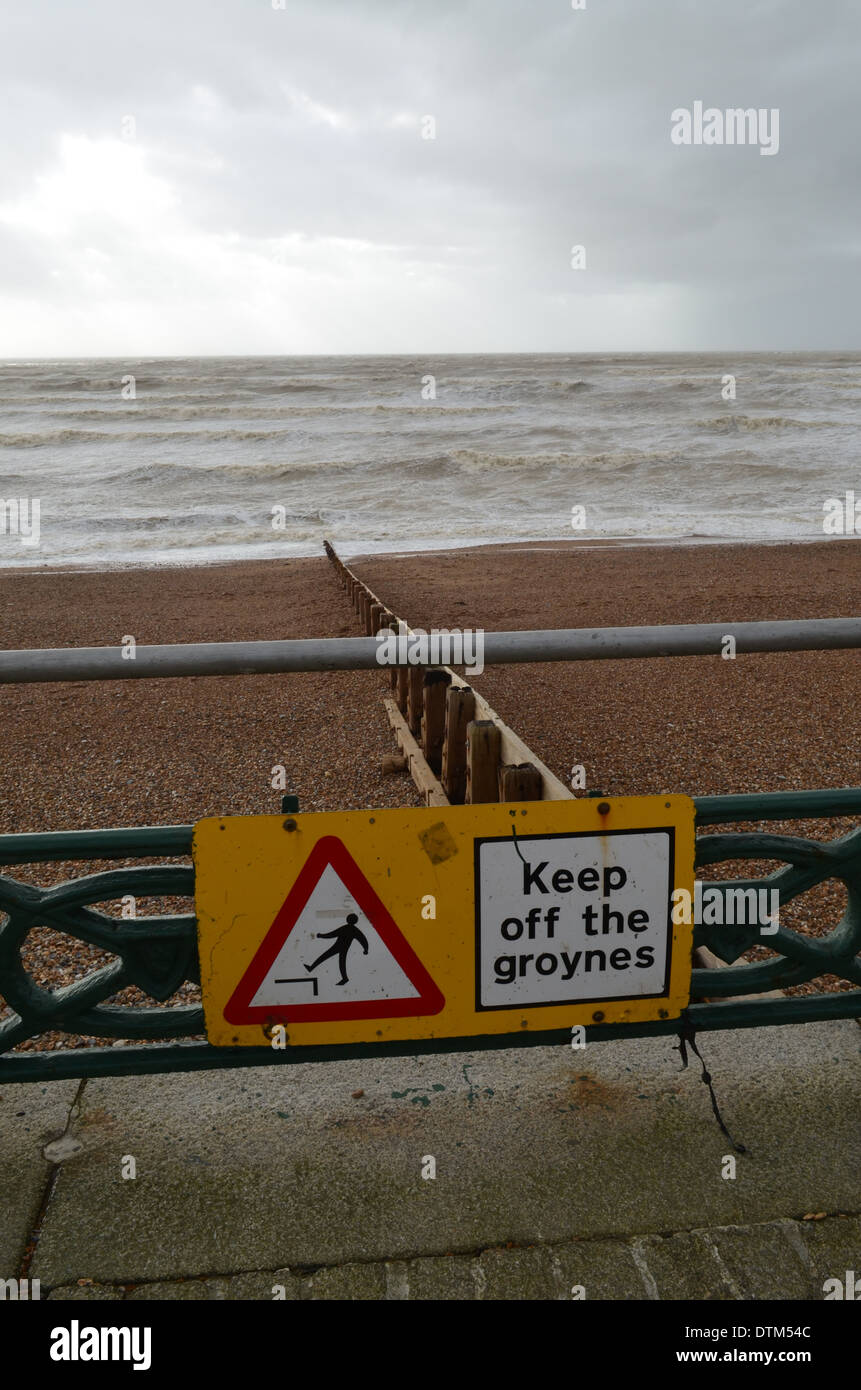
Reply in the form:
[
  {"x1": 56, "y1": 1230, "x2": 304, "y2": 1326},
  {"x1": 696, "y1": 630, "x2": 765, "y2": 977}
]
[{"x1": 305, "y1": 913, "x2": 369, "y2": 985}]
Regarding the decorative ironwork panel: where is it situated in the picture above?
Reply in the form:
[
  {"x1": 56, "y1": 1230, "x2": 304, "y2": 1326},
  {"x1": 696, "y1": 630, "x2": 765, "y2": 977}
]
[
  {"x1": 0, "y1": 864, "x2": 200, "y2": 1055},
  {"x1": 691, "y1": 826, "x2": 861, "y2": 996}
]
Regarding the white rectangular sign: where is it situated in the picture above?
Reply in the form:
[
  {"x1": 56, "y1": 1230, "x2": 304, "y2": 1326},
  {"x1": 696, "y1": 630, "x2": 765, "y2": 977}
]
[{"x1": 476, "y1": 828, "x2": 675, "y2": 1010}]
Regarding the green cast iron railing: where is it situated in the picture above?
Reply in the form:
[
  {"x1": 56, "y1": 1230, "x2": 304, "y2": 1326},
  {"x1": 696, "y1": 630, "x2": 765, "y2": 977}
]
[{"x1": 0, "y1": 789, "x2": 859, "y2": 1082}]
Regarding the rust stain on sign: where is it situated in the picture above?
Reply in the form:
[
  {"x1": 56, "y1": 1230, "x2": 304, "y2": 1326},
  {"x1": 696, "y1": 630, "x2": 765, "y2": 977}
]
[{"x1": 418, "y1": 821, "x2": 459, "y2": 865}]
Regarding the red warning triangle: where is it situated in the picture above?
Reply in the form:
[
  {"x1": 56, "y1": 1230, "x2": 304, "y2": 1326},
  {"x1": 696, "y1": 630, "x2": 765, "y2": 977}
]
[{"x1": 225, "y1": 835, "x2": 445, "y2": 1024}]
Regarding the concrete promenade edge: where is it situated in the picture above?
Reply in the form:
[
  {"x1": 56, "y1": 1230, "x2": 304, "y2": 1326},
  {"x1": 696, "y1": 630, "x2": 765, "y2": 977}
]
[{"x1": 1, "y1": 1019, "x2": 857, "y2": 1300}]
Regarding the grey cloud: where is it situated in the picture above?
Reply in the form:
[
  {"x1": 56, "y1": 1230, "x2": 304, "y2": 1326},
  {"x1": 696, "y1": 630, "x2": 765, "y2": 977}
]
[{"x1": 0, "y1": 0, "x2": 859, "y2": 351}]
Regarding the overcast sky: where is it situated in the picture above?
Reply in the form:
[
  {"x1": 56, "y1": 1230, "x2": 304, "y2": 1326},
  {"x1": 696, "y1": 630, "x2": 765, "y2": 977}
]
[{"x1": 1, "y1": 0, "x2": 859, "y2": 355}]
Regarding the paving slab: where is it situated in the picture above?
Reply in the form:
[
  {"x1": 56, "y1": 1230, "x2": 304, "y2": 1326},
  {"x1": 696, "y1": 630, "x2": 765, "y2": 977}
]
[
  {"x1": 706, "y1": 1221, "x2": 815, "y2": 1300},
  {"x1": 303, "y1": 1261, "x2": 387, "y2": 1300},
  {"x1": 794, "y1": 1213, "x2": 861, "y2": 1293},
  {"x1": 47, "y1": 1282, "x2": 123, "y2": 1300},
  {"x1": 549, "y1": 1237, "x2": 650, "y2": 1300},
  {"x1": 633, "y1": 1231, "x2": 736, "y2": 1300},
  {"x1": 207, "y1": 1269, "x2": 302, "y2": 1300},
  {"x1": 398, "y1": 1252, "x2": 477, "y2": 1299},
  {"x1": 125, "y1": 1278, "x2": 211, "y2": 1300},
  {"x1": 0, "y1": 1078, "x2": 80, "y2": 1274},
  {"x1": 28, "y1": 1021, "x2": 860, "y2": 1290},
  {"x1": 37, "y1": 1217, "x2": 859, "y2": 1300},
  {"x1": 476, "y1": 1244, "x2": 562, "y2": 1300}
]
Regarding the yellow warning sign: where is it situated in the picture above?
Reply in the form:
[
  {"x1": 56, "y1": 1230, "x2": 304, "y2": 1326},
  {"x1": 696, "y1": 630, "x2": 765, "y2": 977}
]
[{"x1": 193, "y1": 796, "x2": 696, "y2": 1048}]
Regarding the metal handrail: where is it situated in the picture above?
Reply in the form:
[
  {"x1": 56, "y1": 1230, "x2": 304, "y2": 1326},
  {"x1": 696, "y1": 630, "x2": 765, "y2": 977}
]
[{"x1": 0, "y1": 617, "x2": 859, "y2": 683}]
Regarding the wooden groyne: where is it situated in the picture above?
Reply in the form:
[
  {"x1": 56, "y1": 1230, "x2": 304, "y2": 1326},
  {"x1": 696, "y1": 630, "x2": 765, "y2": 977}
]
[
  {"x1": 323, "y1": 541, "x2": 573, "y2": 808},
  {"x1": 321, "y1": 543, "x2": 769, "y2": 997}
]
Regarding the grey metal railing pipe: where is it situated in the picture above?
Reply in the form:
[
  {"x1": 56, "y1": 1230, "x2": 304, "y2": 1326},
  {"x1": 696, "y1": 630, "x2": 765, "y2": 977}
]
[{"x1": 0, "y1": 617, "x2": 858, "y2": 684}]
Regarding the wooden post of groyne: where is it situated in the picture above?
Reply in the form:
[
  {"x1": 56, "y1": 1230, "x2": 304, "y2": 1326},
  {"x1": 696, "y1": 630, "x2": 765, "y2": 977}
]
[
  {"x1": 421, "y1": 670, "x2": 451, "y2": 774},
  {"x1": 441, "y1": 686, "x2": 475, "y2": 804},
  {"x1": 466, "y1": 719, "x2": 501, "y2": 803},
  {"x1": 499, "y1": 762, "x2": 543, "y2": 802},
  {"x1": 324, "y1": 539, "x2": 575, "y2": 808},
  {"x1": 407, "y1": 666, "x2": 424, "y2": 736}
]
